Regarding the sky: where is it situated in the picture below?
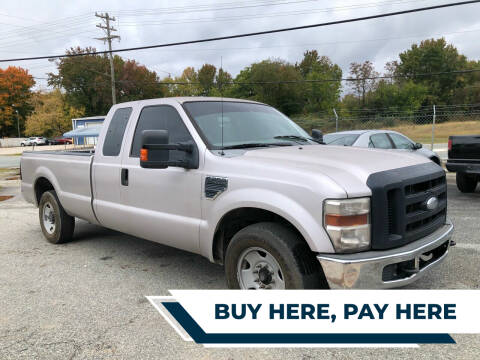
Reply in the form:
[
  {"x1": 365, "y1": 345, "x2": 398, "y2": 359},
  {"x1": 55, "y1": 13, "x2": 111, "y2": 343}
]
[{"x1": 1, "y1": 0, "x2": 480, "y2": 90}]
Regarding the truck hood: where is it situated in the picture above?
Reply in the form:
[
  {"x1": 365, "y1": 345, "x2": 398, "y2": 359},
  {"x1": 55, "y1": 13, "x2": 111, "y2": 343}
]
[{"x1": 240, "y1": 144, "x2": 430, "y2": 197}]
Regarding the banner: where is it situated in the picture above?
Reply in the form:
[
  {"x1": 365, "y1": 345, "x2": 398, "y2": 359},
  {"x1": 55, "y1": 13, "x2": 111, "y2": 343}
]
[{"x1": 147, "y1": 290, "x2": 480, "y2": 347}]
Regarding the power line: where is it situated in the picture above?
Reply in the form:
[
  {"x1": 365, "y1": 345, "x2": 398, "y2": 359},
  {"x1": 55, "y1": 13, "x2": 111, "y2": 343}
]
[{"x1": 1, "y1": 1, "x2": 478, "y2": 63}]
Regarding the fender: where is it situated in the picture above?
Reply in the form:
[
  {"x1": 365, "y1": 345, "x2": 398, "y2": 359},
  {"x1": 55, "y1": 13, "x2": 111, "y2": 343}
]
[{"x1": 199, "y1": 187, "x2": 335, "y2": 261}]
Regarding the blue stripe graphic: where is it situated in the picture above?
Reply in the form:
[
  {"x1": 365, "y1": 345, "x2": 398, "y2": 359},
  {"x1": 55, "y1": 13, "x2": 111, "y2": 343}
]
[{"x1": 162, "y1": 302, "x2": 455, "y2": 345}]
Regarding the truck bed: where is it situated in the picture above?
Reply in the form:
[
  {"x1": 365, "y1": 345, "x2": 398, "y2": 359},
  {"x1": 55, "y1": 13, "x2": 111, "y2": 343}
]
[{"x1": 20, "y1": 150, "x2": 97, "y2": 223}]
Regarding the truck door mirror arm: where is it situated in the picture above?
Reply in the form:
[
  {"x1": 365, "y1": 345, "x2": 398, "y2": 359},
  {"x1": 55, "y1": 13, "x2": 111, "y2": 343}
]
[{"x1": 140, "y1": 129, "x2": 199, "y2": 169}]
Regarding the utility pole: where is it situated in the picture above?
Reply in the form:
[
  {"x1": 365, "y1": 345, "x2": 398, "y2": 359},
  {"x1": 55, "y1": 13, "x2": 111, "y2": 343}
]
[{"x1": 95, "y1": 12, "x2": 120, "y2": 105}]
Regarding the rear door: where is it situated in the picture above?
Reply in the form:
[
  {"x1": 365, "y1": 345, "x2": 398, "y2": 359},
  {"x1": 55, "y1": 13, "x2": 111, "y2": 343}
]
[
  {"x1": 388, "y1": 132, "x2": 415, "y2": 153},
  {"x1": 119, "y1": 103, "x2": 203, "y2": 254},
  {"x1": 368, "y1": 133, "x2": 394, "y2": 149},
  {"x1": 92, "y1": 106, "x2": 133, "y2": 229}
]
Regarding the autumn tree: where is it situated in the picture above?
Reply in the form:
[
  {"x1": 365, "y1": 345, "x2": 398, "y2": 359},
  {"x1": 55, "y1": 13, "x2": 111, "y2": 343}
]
[
  {"x1": 49, "y1": 47, "x2": 165, "y2": 116},
  {"x1": 348, "y1": 61, "x2": 379, "y2": 106},
  {"x1": 25, "y1": 90, "x2": 84, "y2": 137},
  {"x1": 0, "y1": 66, "x2": 35, "y2": 137}
]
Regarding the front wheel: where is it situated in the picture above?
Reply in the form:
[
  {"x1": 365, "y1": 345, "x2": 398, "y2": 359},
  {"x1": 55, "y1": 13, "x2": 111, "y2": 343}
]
[
  {"x1": 456, "y1": 172, "x2": 477, "y2": 193},
  {"x1": 225, "y1": 222, "x2": 327, "y2": 289},
  {"x1": 39, "y1": 190, "x2": 75, "y2": 244},
  {"x1": 21, "y1": 143, "x2": 25, "y2": 147}
]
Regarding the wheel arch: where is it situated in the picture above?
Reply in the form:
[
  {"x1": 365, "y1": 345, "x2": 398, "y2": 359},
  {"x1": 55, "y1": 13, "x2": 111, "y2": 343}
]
[{"x1": 211, "y1": 207, "x2": 313, "y2": 265}]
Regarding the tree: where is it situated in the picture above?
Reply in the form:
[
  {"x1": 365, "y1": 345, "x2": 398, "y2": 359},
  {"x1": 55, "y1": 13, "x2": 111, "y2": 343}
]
[
  {"x1": 303, "y1": 55, "x2": 342, "y2": 112},
  {"x1": 197, "y1": 64, "x2": 217, "y2": 96},
  {"x1": 25, "y1": 90, "x2": 84, "y2": 137},
  {"x1": 348, "y1": 61, "x2": 379, "y2": 106},
  {"x1": 392, "y1": 38, "x2": 468, "y2": 104},
  {"x1": 230, "y1": 59, "x2": 304, "y2": 115},
  {"x1": 0, "y1": 66, "x2": 35, "y2": 137},
  {"x1": 214, "y1": 68, "x2": 233, "y2": 95},
  {"x1": 371, "y1": 80, "x2": 428, "y2": 114},
  {"x1": 296, "y1": 50, "x2": 320, "y2": 78},
  {"x1": 49, "y1": 47, "x2": 165, "y2": 116}
]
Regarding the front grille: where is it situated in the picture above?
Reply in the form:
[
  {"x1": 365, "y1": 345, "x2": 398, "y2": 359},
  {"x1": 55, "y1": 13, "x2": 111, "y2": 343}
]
[{"x1": 367, "y1": 162, "x2": 447, "y2": 250}]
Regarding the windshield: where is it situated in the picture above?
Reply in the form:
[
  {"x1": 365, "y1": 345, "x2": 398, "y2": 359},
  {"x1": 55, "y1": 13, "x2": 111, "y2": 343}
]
[
  {"x1": 323, "y1": 133, "x2": 360, "y2": 146},
  {"x1": 183, "y1": 101, "x2": 313, "y2": 149}
]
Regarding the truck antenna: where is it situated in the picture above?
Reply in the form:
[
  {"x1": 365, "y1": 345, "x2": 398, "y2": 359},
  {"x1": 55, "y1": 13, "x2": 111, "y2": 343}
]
[{"x1": 220, "y1": 56, "x2": 225, "y2": 156}]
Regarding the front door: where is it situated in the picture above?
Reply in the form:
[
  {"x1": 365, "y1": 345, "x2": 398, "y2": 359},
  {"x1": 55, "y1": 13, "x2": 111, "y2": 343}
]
[{"x1": 120, "y1": 104, "x2": 202, "y2": 254}]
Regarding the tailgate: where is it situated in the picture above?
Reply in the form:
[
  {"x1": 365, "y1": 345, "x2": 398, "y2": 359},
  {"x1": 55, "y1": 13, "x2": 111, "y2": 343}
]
[{"x1": 449, "y1": 135, "x2": 480, "y2": 160}]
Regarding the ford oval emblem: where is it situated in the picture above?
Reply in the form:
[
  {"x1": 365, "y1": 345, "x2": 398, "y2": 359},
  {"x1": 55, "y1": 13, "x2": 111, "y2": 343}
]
[{"x1": 426, "y1": 196, "x2": 439, "y2": 210}]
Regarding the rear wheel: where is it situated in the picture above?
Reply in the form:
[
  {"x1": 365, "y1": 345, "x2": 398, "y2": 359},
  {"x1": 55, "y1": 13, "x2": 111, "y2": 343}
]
[
  {"x1": 39, "y1": 190, "x2": 75, "y2": 244},
  {"x1": 225, "y1": 222, "x2": 327, "y2": 289},
  {"x1": 456, "y1": 172, "x2": 478, "y2": 193}
]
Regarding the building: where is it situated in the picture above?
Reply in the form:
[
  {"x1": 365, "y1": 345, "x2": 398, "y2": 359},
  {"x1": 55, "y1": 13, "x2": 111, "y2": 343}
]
[{"x1": 71, "y1": 116, "x2": 105, "y2": 145}]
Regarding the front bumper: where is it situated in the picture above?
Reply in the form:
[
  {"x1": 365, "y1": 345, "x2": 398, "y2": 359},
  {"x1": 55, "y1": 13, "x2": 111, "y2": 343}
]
[{"x1": 317, "y1": 220, "x2": 454, "y2": 289}]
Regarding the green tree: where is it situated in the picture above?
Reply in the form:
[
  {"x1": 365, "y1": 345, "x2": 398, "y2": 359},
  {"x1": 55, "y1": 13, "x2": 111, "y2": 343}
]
[
  {"x1": 371, "y1": 80, "x2": 428, "y2": 114},
  {"x1": 392, "y1": 38, "x2": 468, "y2": 104},
  {"x1": 197, "y1": 64, "x2": 217, "y2": 96},
  {"x1": 230, "y1": 59, "x2": 303, "y2": 115},
  {"x1": 303, "y1": 55, "x2": 342, "y2": 112}
]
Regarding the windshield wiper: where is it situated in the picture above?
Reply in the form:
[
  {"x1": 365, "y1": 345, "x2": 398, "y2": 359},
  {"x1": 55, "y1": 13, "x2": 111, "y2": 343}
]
[
  {"x1": 274, "y1": 135, "x2": 322, "y2": 144},
  {"x1": 221, "y1": 142, "x2": 293, "y2": 150}
]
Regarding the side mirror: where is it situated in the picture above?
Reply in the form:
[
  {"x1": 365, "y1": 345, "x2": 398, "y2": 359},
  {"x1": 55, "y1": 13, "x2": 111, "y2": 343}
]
[
  {"x1": 140, "y1": 129, "x2": 199, "y2": 169},
  {"x1": 311, "y1": 129, "x2": 324, "y2": 143},
  {"x1": 413, "y1": 142, "x2": 423, "y2": 150}
]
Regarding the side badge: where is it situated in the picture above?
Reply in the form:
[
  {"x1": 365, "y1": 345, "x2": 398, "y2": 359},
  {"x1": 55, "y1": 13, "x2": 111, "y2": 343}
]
[{"x1": 205, "y1": 176, "x2": 228, "y2": 199}]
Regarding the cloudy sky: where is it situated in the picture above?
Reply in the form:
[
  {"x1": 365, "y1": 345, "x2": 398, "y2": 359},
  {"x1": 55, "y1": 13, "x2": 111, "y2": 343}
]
[{"x1": 1, "y1": 0, "x2": 479, "y2": 90}]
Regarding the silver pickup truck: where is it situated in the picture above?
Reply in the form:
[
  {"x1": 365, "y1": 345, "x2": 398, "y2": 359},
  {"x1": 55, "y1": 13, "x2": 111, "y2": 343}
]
[{"x1": 21, "y1": 97, "x2": 453, "y2": 289}]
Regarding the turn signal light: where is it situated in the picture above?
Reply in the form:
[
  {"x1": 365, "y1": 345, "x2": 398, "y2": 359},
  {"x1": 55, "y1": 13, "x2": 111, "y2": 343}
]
[
  {"x1": 140, "y1": 148, "x2": 148, "y2": 162},
  {"x1": 325, "y1": 214, "x2": 368, "y2": 227}
]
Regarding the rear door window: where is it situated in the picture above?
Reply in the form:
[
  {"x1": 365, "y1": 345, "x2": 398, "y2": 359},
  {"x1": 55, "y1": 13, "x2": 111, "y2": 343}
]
[
  {"x1": 102, "y1": 107, "x2": 133, "y2": 156},
  {"x1": 389, "y1": 133, "x2": 414, "y2": 149},
  {"x1": 369, "y1": 133, "x2": 393, "y2": 149}
]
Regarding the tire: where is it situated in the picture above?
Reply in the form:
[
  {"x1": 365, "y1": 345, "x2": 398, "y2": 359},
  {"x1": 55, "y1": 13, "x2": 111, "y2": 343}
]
[
  {"x1": 21, "y1": 143, "x2": 25, "y2": 147},
  {"x1": 456, "y1": 173, "x2": 477, "y2": 193},
  {"x1": 225, "y1": 222, "x2": 327, "y2": 289},
  {"x1": 38, "y1": 190, "x2": 75, "y2": 244}
]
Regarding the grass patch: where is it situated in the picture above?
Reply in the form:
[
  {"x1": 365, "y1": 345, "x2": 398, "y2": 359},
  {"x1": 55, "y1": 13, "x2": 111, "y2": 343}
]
[
  {"x1": 4, "y1": 153, "x2": 22, "y2": 156},
  {"x1": 292, "y1": 115, "x2": 480, "y2": 144},
  {"x1": 385, "y1": 121, "x2": 480, "y2": 143}
]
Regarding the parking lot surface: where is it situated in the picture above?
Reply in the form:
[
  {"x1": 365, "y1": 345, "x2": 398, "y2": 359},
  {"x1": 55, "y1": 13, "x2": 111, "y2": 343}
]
[{"x1": 0, "y1": 169, "x2": 479, "y2": 359}]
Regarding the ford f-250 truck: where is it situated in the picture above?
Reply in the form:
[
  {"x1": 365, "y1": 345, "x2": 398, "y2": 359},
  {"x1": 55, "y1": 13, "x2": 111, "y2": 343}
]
[
  {"x1": 446, "y1": 135, "x2": 480, "y2": 193},
  {"x1": 21, "y1": 97, "x2": 454, "y2": 289}
]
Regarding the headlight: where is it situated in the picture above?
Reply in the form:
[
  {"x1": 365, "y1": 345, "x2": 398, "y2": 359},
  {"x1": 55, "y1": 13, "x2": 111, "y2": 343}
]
[{"x1": 323, "y1": 197, "x2": 371, "y2": 253}]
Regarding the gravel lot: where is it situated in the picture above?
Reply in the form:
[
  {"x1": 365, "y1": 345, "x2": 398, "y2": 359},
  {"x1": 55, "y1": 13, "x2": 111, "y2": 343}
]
[{"x1": 0, "y1": 168, "x2": 479, "y2": 359}]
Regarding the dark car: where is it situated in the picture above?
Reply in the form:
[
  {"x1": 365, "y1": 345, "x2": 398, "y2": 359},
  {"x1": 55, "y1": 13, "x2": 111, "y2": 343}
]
[
  {"x1": 446, "y1": 135, "x2": 480, "y2": 193},
  {"x1": 46, "y1": 137, "x2": 73, "y2": 145}
]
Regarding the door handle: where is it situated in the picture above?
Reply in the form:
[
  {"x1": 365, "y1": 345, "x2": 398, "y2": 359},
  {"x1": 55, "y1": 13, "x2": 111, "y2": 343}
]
[{"x1": 121, "y1": 168, "x2": 129, "y2": 186}]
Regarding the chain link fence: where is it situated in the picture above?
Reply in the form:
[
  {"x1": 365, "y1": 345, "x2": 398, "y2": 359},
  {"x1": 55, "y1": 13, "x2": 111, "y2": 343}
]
[{"x1": 294, "y1": 103, "x2": 480, "y2": 146}]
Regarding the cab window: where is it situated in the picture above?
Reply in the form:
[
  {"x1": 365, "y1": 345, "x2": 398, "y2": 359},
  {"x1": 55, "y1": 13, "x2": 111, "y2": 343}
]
[{"x1": 130, "y1": 105, "x2": 193, "y2": 161}]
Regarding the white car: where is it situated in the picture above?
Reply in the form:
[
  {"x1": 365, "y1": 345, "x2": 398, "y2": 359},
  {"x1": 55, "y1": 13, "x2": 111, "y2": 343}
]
[
  {"x1": 323, "y1": 130, "x2": 442, "y2": 165},
  {"x1": 21, "y1": 137, "x2": 47, "y2": 146}
]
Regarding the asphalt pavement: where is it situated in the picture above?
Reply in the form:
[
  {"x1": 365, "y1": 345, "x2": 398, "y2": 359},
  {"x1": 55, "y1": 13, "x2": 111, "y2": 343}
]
[{"x1": 0, "y1": 169, "x2": 479, "y2": 359}]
